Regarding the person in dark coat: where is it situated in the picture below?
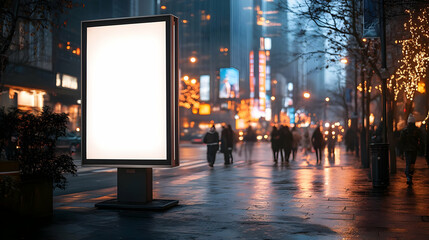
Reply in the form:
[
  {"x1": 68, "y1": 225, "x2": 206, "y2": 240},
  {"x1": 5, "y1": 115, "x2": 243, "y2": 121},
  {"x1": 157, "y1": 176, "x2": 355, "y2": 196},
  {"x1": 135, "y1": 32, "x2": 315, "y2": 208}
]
[
  {"x1": 344, "y1": 128, "x2": 356, "y2": 152},
  {"x1": 220, "y1": 125, "x2": 230, "y2": 164},
  {"x1": 280, "y1": 126, "x2": 293, "y2": 162},
  {"x1": 400, "y1": 114, "x2": 423, "y2": 185},
  {"x1": 227, "y1": 125, "x2": 234, "y2": 163},
  {"x1": 243, "y1": 126, "x2": 257, "y2": 161},
  {"x1": 311, "y1": 126, "x2": 324, "y2": 164},
  {"x1": 291, "y1": 127, "x2": 301, "y2": 161},
  {"x1": 203, "y1": 125, "x2": 219, "y2": 167},
  {"x1": 327, "y1": 128, "x2": 336, "y2": 158},
  {"x1": 426, "y1": 123, "x2": 429, "y2": 166},
  {"x1": 270, "y1": 126, "x2": 280, "y2": 162}
]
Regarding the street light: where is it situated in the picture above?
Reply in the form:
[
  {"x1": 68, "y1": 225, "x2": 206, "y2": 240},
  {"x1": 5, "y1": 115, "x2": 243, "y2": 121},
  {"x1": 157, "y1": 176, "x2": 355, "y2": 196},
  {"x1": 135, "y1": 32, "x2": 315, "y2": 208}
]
[
  {"x1": 189, "y1": 57, "x2": 197, "y2": 63},
  {"x1": 303, "y1": 92, "x2": 310, "y2": 99},
  {"x1": 340, "y1": 58, "x2": 348, "y2": 64},
  {"x1": 324, "y1": 97, "x2": 329, "y2": 121}
]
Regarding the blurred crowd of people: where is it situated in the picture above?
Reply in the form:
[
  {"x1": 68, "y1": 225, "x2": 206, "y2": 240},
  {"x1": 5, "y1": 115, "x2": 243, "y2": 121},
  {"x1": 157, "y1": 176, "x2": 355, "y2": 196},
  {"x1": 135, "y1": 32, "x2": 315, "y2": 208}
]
[{"x1": 203, "y1": 114, "x2": 429, "y2": 186}]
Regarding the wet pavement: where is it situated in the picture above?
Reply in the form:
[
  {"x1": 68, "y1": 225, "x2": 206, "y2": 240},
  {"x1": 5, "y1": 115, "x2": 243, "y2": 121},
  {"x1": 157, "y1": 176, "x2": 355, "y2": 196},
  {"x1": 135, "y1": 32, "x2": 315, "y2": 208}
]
[{"x1": 3, "y1": 143, "x2": 429, "y2": 239}]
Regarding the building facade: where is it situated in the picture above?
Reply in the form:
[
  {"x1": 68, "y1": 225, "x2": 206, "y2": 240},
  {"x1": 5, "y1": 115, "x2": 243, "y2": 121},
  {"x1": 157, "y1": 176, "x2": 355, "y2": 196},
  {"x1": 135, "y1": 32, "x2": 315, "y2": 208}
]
[{"x1": 1, "y1": 0, "x2": 156, "y2": 132}]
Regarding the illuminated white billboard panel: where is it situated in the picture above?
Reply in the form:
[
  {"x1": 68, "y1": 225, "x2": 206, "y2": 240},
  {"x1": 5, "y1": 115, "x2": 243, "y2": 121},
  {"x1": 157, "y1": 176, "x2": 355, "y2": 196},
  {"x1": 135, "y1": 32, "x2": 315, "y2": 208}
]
[
  {"x1": 86, "y1": 22, "x2": 166, "y2": 160},
  {"x1": 82, "y1": 15, "x2": 178, "y2": 167},
  {"x1": 200, "y1": 75, "x2": 210, "y2": 101},
  {"x1": 219, "y1": 68, "x2": 239, "y2": 99}
]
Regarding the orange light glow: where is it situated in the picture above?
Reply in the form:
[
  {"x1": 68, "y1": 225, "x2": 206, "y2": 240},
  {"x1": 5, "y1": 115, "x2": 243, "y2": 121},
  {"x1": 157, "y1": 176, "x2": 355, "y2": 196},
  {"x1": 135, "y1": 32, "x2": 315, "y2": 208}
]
[
  {"x1": 418, "y1": 82, "x2": 426, "y2": 93},
  {"x1": 66, "y1": 46, "x2": 71, "y2": 50},
  {"x1": 340, "y1": 58, "x2": 348, "y2": 64},
  {"x1": 190, "y1": 78, "x2": 197, "y2": 84},
  {"x1": 303, "y1": 92, "x2": 311, "y2": 99},
  {"x1": 182, "y1": 20, "x2": 188, "y2": 23},
  {"x1": 67, "y1": 42, "x2": 70, "y2": 45},
  {"x1": 325, "y1": 97, "x2": 330, "y2": 102},
  {"x1": 199, "y1": 104, "x2": 211, "y2": 115},
  {"x1": 362, "y1": 38, "x2": 367, "y2": 42},
  {"x1": 183, "y1": 75, "x2": 189, "y2": 81},
  {"x1": 76, "y1": 48, "x2": 81, "y2": 55},
  {"x1": 161, "y1": 5, "x2": 166, "y2": 10},
  {"x1": 190, "y1": 57, "x2": 197, "y2": 63}
]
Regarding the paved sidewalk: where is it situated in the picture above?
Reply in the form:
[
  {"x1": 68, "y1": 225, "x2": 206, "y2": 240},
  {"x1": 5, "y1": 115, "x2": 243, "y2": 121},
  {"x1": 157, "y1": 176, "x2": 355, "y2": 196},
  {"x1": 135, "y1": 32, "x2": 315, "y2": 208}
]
[{"x1": 3, "y1": 144, "x2": 429, "y2": 239}]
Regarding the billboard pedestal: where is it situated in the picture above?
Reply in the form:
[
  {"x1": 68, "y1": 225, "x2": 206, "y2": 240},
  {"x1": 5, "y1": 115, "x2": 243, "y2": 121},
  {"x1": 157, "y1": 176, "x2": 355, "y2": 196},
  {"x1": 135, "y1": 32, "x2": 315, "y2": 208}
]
[{"x1": 95, "y1": 168, "x2": 178, "y2": 210}]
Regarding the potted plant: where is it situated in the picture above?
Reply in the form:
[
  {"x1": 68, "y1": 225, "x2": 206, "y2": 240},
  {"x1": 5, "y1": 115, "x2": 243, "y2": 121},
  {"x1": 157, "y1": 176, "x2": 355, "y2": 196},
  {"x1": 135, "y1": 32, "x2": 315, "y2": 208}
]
[{"x1": 0, "y1": 106, "x2": 77, "y2": 218}]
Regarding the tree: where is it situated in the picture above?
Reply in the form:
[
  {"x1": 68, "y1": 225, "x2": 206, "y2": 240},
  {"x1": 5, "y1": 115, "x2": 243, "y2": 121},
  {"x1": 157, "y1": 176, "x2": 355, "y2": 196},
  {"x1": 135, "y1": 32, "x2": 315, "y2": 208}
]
[
  {"x1": 389, "y1": 7, "x2": 429, "y2": 118},
  {"x1": 0, "y1": 0, "x2": 76, "y2": 92},
  {"x1": 280, "y1": 0, "x2": 429, "y2": 171},
  {"x1": 179, "y1": 78, "x2": 200, "y2": 112}
]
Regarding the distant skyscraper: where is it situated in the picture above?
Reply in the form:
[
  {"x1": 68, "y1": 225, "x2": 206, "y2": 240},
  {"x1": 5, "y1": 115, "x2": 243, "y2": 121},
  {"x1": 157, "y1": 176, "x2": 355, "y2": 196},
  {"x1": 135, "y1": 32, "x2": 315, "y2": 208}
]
[
  {"x1": 1, "y1": 0, "x2": 156, "y2": 131},
  {"x1": 160, "y1": 0, "x2": 253, "y2": 104}
]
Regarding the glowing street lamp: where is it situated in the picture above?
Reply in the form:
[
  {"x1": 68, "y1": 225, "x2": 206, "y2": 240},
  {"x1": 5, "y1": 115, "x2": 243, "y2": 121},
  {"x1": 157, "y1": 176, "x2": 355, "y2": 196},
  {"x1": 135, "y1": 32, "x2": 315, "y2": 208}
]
[
  {"x1": 303, "y1": 92, "x2": 310, "y2": 99},
  {"x1": 189, "y1": 57, "x2": 197, "y2": 63},
  {"x1": 340, "y1": 58, "x2": 348, "y2": 64}
]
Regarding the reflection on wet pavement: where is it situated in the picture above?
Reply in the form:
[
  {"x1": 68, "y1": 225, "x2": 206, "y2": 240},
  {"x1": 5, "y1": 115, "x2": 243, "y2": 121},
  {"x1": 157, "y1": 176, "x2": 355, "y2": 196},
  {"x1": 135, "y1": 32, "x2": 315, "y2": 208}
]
[{"x1": 47, "y1": 142, "x2": 429, "y2": 239}]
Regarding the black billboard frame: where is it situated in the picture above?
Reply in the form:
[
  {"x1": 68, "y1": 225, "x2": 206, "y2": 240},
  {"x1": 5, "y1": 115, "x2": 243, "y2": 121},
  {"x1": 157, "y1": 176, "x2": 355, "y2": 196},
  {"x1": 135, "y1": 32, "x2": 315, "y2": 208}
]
[{"x1": 81, "y1": 15, "x2": 179, "y2": 168}]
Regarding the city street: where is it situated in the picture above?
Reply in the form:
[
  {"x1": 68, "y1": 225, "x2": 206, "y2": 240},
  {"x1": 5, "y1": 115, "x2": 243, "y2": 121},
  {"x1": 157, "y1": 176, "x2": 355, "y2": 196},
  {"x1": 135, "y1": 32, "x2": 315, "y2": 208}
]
[{"x1": 4, "y1": 142, "x2": 429, "y2": 239}]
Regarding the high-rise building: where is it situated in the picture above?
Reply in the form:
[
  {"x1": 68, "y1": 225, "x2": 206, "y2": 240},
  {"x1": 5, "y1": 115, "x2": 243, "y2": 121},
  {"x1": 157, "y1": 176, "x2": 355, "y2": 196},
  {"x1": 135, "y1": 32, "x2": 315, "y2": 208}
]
[
  {"x1": 1, "y1": 0, "x2": 156, "y2": 131},
  {"x1": 160, "y1": 0, "x2": 253, "y2": 102},
  {"x1": 160, "y1": 0, "x2": 254, "y2": 134}
]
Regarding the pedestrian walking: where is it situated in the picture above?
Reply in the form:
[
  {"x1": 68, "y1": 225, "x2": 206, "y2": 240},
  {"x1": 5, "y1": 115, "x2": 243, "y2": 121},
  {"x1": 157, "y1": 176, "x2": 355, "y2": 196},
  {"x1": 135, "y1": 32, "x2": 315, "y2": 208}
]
[
  {"x1": 327, "y1": 129, "x2": 336, "y2": 158},
  {"x1": 291, "y1": 127, "x2": 302, "y2": 160},
  {"x1": 311, "y1": 126, "x2": 324, "y2": 164},
  {"x1": 302, "y1": 129, "x2": 311, "y2": 156},
  {"x1": 243, "y1": 126, "x2": 257, "y2": 161},
  {"x1": 270, "y1": 126, "x2": 281, "y2": 162},
  {"x1": 426, "y1": 123, "x2": 429, "y2": 166},
  {"x1": 280, "y1": 125, "x2": 293, "y2": 162},
  {"x1": 203, "y1": 125, "x2": 219, "y2": 167},
  {"x1": 227, "y1": 124, "x2": 234, "y2": 164},
  {"x1": 344, "y1": 128, "x2": 356, "y2": 153},
  {"x1": 220, "y1": 125, "x2": 230, "y2": 165},
  {"x1": 400, "y1": 114, "x2": 423, "y2": 185}
]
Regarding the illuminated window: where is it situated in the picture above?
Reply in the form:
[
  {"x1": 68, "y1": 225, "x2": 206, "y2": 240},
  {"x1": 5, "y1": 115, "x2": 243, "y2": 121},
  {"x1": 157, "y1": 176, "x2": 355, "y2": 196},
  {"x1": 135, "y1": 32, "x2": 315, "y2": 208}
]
[
  {"x1": 16, "y1": 90, "x2": 45, "y2": 109},
  {"x1": 56, "y1": 73, "x2": 61, "y2": 86},
  {"x1": 62, "y1": 74, "x2": 78, "y2": 89}
]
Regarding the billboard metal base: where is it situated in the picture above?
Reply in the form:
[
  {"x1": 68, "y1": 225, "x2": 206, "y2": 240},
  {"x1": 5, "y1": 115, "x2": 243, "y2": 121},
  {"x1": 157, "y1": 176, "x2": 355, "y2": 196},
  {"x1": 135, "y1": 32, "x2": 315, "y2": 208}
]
[
  {"x1": 95, "y1": 168, "x2": 178, "y2": 211},
  {"x1": 95, "y1": 199, "x2": 178, "y2": 211}
]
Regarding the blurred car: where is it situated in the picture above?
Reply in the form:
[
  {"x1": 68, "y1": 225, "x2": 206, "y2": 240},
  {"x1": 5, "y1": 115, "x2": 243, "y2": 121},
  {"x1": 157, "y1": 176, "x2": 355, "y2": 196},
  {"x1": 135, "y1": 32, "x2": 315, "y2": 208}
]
[
  {"x1": 56, "y1": 132, "x2": 81, "y2": 154},
  {"x1": 190, "y1": 134, "x2": 204, "y2": 144}
]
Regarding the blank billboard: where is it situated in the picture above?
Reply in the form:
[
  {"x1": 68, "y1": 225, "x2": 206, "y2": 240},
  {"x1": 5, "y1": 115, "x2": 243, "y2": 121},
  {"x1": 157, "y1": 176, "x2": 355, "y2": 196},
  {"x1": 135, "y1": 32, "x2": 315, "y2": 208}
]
[{"x1": 82, "y1": 15, "x2": 178, "y2": 168}]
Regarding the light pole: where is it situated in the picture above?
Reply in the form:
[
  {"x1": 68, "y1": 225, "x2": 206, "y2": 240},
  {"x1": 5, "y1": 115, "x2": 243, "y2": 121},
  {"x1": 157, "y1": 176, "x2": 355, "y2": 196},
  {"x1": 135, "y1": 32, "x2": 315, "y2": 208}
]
[
  {"x1": 324, "y1": 97, "x2": 330, "y2": 122},
  {"x1": 303, "y1": 91, "x2": 311, "y2": 122}
]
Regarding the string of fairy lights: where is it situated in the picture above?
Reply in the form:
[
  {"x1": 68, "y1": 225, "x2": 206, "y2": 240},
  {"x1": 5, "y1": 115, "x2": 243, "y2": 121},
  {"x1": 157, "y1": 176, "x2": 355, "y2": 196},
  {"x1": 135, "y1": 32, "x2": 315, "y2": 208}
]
[
  {"x1": 388, "y1": 7, "x2": 429, "y2": 101},
  {"x1": 357, "y1": 8, "x2": 429, "y2": 103}
]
